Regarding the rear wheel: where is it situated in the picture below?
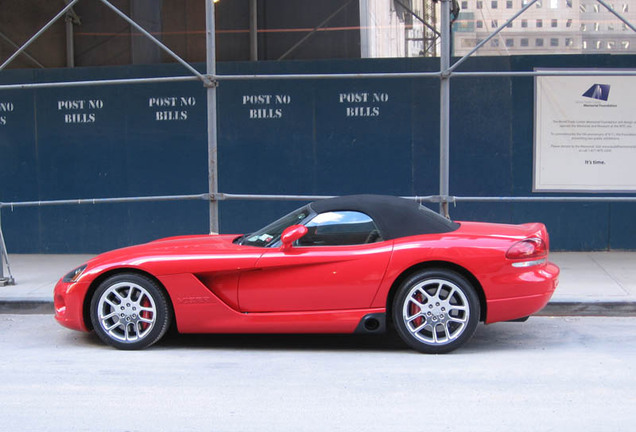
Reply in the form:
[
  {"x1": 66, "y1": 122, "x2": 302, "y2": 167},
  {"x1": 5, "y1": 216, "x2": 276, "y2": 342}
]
[
  {"x1": 392, "y1": 269, "x2": 480, "y2": 354},
  {"x1": 90, "y1": 273, "x2": 171, "y2": 350}
]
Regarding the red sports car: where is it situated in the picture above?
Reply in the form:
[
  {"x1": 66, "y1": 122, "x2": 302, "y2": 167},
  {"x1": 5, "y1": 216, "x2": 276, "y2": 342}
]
[{"x1": 54, "y1": 195, "x2": 559, "y2": 353}]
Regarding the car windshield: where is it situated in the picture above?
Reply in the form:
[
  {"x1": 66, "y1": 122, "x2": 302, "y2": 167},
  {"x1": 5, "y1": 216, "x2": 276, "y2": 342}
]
[{"x1": 236, "y1": 205, "x2": 312, "y2": 247}]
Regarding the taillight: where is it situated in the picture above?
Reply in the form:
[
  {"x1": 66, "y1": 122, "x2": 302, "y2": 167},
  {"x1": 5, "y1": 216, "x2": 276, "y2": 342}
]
[{"x1": 506, "y1": 238, "x2": 547, "y2": 260}]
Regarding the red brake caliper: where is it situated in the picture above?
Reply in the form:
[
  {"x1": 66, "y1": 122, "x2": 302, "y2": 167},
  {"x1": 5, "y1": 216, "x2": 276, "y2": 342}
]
[
  {"x1": 410, "y1": 292, "x2": 424, "y2": 328},
  {"x1": 140, "y1": 298, "x2": 151, "y2": 330}
]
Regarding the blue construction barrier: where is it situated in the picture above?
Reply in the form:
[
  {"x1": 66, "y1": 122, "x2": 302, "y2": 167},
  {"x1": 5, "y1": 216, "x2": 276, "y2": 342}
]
[{"x1": 1, "y1": 55, "x2": 635, "y2": 252}]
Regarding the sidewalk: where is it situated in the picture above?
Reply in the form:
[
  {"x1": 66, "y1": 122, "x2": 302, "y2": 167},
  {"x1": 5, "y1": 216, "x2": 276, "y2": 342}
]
[{"x1": 1, "y1": 252, "x2": 635, "y2": 316}]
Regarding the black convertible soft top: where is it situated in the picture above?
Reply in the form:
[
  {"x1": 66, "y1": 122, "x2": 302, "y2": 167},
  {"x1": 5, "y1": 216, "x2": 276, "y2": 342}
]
[{"x1": 309, "y1": 195, "x2": 459, "y2": 240}]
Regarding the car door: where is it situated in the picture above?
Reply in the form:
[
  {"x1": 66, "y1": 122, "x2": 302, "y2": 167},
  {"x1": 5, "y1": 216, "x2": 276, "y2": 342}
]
[{"x1": 238, "y1": 211, "x2": 393, "y2": 312}]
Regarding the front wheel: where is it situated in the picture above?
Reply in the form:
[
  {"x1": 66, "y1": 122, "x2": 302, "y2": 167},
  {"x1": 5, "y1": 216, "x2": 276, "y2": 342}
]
[
  {"x1": 90, "y1": 273, "x2": 171, "y2": 350},
  {"x1": 392, "y1": 269, "x2": 480, "y2": 354}
]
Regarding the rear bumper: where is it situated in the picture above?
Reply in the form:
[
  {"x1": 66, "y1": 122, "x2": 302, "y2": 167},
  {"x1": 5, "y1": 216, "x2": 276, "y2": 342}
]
[{"x1": 485, "y1": 262, "x2": 560, "y2": 323}]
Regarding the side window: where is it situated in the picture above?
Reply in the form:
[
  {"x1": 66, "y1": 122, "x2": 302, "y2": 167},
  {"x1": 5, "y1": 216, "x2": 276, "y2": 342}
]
[{"x1": 298, "y1": 211, "x2": 383, "y2": 246}]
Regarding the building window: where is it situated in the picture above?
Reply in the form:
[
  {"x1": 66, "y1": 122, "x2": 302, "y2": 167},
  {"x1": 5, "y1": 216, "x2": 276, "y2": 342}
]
[
  {"x1": 582, "y1": 40, "x2": 588, "y2": 49},
  {"x1": 608, "y1": 23, "x2": 614, "y2": 31},
  {"x1": 536, "y1": 0, "x2": 542, "y2": 7},
  {"x1": 565, "y1": 38, "x2": 573, "y2": 47},
  {"x1": 476, "y1": 20, "x2": 484, "y2": 28},
  {"x1": 551, "y1": 19, "x2": 558, "y2": 28},
  {"x1": 566, "y1": 18, "x2": 572, "y2": 28},
  {"x1": 476, "y1": 0, "x2": 483, "y2": 8},
  {"x1": 550, "y1": 0, "x2": 558, "y2": 8},
  {"x1": 521, "y1": 0, "x2": 529, "y2": 5},
  {"x1": 507, "y1": 22, "x2": 513, "y2": 28},
  {"x1": 581, "y1": 23, "x2": 587, "y2": 31},
  {"x1": 462, "y1": 1, "x2": 469, "y2": 9},
  {"x1": 492, "y1": 19, "x2": 499, "y2": 28},
  {"x1": 607, "y1": 41, "x2": 616, "y2": 49},
  {"x1": 566, "y1": 0, "x2": 572, "y2": 7},
  {"x1": 506, "y1": 38, "x2": 514, "y2": 47},
  {"x1": 491, "y1": 39, "x2": 500, "y2": 47},
  {"x1": 536, "y1": 19, "x2": 543, "y2": 28},
  {"x1": 506, "y1": 0, "x2": 513, "y2": 8},
  {"x1": 594, "y1": 40, "x2": 602, "y2": 49},
  {"x1": 521, "y1": 38, "x2": 529, "y2": 46},
  {"x1": 536, "y1": 38, "x2": 544, "y2": 47},
  {"x1": 594, "y1": 22, "x2": 600, "y2": 31},
  {"x1": 623, "y1": 4, "x2": 629, "y2": 12},
  {"x1": 593, "y1": 4, "x2": 600, "y2": 12},
  {"x1": 550, "y1": 38, "x2": 559, "y2": 46},
  {"x1": 580, "y1": 4, "x2": 586, "y2": 12},
  {"x1": 492, "y1": 0, "x2": 498, "y2": 8},
  {"x1": 621, "y1": 40, "x2": 630, "y2": 49},
  {"x1": 522, "y1": 19, "x2": 528, "y2": 27}
]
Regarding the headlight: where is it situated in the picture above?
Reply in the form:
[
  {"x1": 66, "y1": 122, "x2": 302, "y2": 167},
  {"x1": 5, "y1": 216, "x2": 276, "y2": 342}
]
[{"x1": 62, "y1": 264, "x2": 87, "y2": 283}]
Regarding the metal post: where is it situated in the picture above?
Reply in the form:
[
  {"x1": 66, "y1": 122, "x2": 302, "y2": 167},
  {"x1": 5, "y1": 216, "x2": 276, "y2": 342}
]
[
  {"x1": 65, "y1": 0, "x2": 75, "y2": 68},
  {"x1": 0, "y1": 211, "x2": 15, "y2": 286},
  {"x1": 206, "y1": 0, "x2": 220, "y2": 233},
  {"x1": 439, "y1": 0, "x2": 451, "y2": 218},
  {"x1": 249, "y1": 0, "x2": 258, "y2": 61}
]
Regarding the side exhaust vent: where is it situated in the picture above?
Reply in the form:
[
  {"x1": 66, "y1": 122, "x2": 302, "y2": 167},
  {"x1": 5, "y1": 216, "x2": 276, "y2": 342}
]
[{"x1": 355, "y1": 313, "x2": 386, "y2": 334}]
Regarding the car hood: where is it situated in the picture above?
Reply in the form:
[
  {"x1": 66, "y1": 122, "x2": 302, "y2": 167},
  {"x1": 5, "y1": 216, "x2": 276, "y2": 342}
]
[{"x1": 80, "y1": 234, "x2": 261, "y2": 277}]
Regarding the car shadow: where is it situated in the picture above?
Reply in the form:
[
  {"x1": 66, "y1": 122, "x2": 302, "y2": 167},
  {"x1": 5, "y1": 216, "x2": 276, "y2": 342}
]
[
  {"x1": 159, "y1": 331, "x2": 411, "y2": 353},
  {"x1": 73, "y1": 318, "x2": 557, "y2": 354}
]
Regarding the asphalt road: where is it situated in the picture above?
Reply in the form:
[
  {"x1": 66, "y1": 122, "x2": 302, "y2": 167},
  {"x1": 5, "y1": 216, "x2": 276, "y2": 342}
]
[{"x1": 1, "y1": 315, "x2": 634, "y2": 432}]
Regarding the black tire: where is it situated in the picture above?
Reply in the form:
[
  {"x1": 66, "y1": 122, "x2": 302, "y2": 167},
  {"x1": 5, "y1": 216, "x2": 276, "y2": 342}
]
[
  {"x1": 90, "y1": 273, "x2": 171, "y2": 350},
  {"x1": 392, "y1": 269, "x2": 480, "y2": 354}
]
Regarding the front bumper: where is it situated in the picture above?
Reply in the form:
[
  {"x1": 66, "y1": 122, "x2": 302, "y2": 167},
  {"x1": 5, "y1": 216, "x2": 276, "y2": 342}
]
[{"x1": 54, "y1": 279, "x2": 91, "y2": 332}]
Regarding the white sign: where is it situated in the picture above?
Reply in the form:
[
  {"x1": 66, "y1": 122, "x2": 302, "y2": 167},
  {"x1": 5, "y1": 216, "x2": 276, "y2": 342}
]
[{"x1": 534, "y1": 69, "x2": 636, "y2": 192}]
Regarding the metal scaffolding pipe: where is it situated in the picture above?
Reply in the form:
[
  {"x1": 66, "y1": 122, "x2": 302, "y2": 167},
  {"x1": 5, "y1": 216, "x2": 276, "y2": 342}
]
[
  {"x1": 0, "y1": 194, "x2": 209, "y2": 209},
  {"x1": 0, "y1": 75, "x2": 199, "y2": 91},
  {"x1": 212, "y1": 71, "x2": 442, "y2": 80},
  {"x1": 206, "y1": 0, "x2": 220, "y2": 234},
  {"x1": 452, "y1": 70, "x2": 636, "y2": 77},
  {"x1": 0, "y1": 212, "x2": 15, "y2": 286},
  {"x1": 454, "y1": 196, "x2": 636, "y2": 203},
  {"x1": 97, "y1": 0, "x2": 207, "y2": 83},
  {"x1": 0, "y1": 31, "x2": 45, "y2": 68},
  {"x1": 3, "y1": 193, "x2": 636, "y2": 209},
  {"x1": 250, "y1": 0, "x2": 258, "y2": 61},
  {"x1": 596, "y1": 0, "x2": 636, "y2": 33},
  {"x1": 2, "y1": 69, "x2": 636, "y2": 92},
  {"x1": 65, "y1": 0, "x2": 75, "y2": 68},
  {"x1": 439, "y1": 0, "x2": 451, "y2": 218},
  {"x1": 278, "y1": 0, "x2": 354, "y2": 61},
  {"x1": 0, "y1": 0, "x2": 80, "y2": 70},
  {"x1": 448, "y1": 0, "x2": 538, "y2": 73}
]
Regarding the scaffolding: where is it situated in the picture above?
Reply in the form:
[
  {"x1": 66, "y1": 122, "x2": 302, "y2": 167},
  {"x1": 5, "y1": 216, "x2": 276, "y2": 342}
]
[{"x1": 0, "y1": 0, "x2": 635, "y2": 286}]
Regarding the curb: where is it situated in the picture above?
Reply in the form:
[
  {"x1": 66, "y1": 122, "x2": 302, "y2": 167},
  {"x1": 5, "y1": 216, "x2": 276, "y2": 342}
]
[
  {"x1": 1, "y1": 299, "x2": 635, "y2": 317},
  {"x1": 535, "y1": 301, "x2": 636, "y2": 317},
  {"x1": 0, "y1": 300, "x2": 54, "y2": 314}
]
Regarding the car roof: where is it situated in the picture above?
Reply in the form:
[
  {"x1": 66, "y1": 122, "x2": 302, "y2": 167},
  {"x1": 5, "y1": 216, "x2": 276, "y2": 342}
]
[{"x1": 309, "y1": 194, "x2": 459, "y2": 240}]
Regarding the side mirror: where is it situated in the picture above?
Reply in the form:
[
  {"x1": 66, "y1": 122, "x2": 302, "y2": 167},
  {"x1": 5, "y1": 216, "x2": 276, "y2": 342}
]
[{"x1": 281, "y1": 225, "x2": 308, "y2": 249}]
